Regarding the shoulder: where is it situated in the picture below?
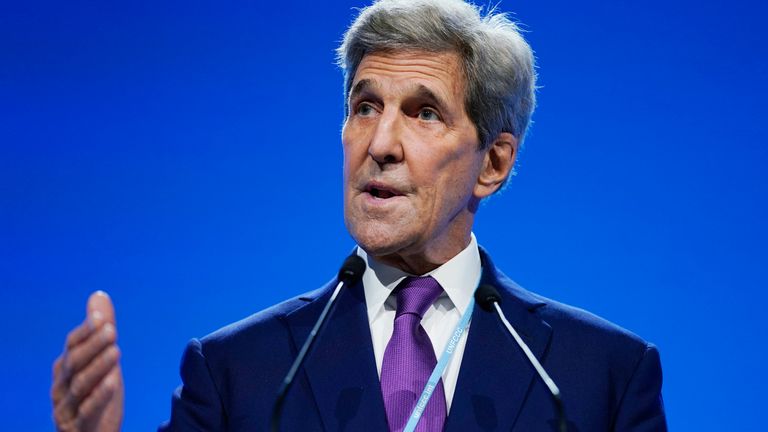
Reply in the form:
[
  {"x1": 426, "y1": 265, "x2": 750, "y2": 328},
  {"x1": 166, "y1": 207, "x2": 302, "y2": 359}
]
[
  {"x1": 480, "y1": 250, "x2": 659, "y2": 390},
  {"x1": 481, "y1": 248, "x2": 653, "y2": 355},
  {"x1": 504, "y1": 268, "x2": 653, "y2": 356},
  {"x1": 195, "y1": 280, "x2": 334, "y2": 358},
  {"x1": 532, "y1": 286, "x2": 651, "y2": 353},
  {"x1": 487, "y1": 264, "x2": 667, "y2": 427},
  {"x1": 162, "y1": 280, "x2": 338, "y2": 428},
  {"x1": 487, "y1": 261, "x2": 665, "y2": 421}
]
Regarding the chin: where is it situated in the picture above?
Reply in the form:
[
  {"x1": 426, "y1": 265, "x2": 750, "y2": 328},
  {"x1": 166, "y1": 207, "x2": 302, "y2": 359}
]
[{"x1": 346, "y1": 218, "x2": 414, "y2": 258}]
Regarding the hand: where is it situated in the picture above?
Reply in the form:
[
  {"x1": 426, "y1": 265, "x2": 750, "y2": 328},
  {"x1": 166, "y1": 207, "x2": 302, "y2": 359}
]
[{"x1": 51, "y1": 291, "x2": 124, "y2": 432}]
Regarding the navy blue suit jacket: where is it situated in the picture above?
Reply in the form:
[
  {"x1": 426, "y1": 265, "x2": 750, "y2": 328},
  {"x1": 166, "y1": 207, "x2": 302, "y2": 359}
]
[{"x1": 159, "y1": 250, "x2": 666, "y2": 431}]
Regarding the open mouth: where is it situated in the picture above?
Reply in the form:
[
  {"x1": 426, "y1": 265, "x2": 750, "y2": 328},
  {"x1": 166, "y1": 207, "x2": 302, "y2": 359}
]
[{"x1": 365, "y1": 183, "x2": 401, "y2": 199}]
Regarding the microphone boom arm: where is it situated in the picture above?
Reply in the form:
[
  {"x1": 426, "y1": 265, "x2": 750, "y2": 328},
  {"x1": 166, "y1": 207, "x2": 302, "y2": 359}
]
[
  {"x1": 270, "y1": 279, "x2": 345, "y2": 432},
  {"x1": 492, "y1": 302, "x2": 561, "y2": 399},
  {"x1": 270, "y1": 254, "x2": 365, "y2": 432},
  {"x1": 491, "y1": 301, "x2": 567, "y2": 432}
]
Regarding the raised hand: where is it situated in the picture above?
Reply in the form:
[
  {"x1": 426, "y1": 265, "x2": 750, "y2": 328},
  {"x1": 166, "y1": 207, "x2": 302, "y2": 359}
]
[{"x1": 51, "y1": 291, "x2": 124, "y2": 432}]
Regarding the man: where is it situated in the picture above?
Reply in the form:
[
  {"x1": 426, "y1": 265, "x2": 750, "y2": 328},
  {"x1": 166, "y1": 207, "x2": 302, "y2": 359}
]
[{"x1": 51, "y1": 0, "x2": 667, "y2": 431}]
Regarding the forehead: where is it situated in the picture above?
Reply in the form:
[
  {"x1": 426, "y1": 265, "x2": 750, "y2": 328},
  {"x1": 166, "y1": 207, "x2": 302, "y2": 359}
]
[{"x1": 351, "y1": 50, "x2": 466, "y2": 102}]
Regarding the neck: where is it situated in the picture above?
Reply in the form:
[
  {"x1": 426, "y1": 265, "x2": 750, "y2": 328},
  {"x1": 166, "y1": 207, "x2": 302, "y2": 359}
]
[{"x1": 373, "y1": 230, "x2": 472, "y2": 275}]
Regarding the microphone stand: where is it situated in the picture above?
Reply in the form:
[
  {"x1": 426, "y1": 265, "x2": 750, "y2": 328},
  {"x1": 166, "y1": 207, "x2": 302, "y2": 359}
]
[
  {"x1": 476, "y1": 284, "x2": 568, "y2": 432},
  {"x1": 269, "y1": 255, "x2": 365, "y2": 432}
]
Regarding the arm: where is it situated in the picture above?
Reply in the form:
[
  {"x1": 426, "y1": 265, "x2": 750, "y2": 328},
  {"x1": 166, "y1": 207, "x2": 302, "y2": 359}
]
[
  {"x1": 612, "y1": 344, "x2": 668, "y2": 432},
  {"x1": 158, "y1": 339, "x2": 227, "y2": 431}
]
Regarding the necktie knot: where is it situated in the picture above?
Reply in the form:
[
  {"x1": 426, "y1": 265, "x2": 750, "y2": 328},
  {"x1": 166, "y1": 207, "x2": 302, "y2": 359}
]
[{"x1": 394, "y1": 276, "x2": 443, "y2": 319}]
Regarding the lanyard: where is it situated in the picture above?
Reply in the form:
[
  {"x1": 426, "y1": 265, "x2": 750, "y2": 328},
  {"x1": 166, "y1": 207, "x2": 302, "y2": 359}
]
[{"x1": 402, "y1": 283, "x2": 478, "y2": 432}]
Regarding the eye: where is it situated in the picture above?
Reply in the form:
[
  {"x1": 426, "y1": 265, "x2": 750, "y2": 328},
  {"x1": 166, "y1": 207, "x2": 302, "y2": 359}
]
[
  {"x1": 418, "y1": 108, "x2": 441, "y2": 122},
  {"x1": 355, "y1": 102, "x2": 376, "y2": 117}
]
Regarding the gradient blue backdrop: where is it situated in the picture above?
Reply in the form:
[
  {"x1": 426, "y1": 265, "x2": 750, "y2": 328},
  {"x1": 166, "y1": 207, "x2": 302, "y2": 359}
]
[{"x1": 2, "y1": 0, "x2": 766, "y2": 430}]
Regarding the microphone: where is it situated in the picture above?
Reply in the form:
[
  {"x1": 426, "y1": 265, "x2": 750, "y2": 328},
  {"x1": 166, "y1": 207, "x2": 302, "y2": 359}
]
[
  {"x1": 474, "y1": 284, "x2": 568, "y2": 432},
  {"x1": 270, "y1": 254, "x2": 366, "y2": 432}
]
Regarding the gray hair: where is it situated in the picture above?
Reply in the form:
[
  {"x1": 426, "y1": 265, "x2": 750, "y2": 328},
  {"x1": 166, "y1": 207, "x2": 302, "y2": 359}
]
[{"x1": 337, "y1": 0, "x2": 537, "y2": 150}]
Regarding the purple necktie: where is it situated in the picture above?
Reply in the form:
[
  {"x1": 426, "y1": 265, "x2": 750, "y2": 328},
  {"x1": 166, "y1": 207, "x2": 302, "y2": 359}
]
[{"x1": 380, "y1": 276, "x2": 447, "y2": 432}]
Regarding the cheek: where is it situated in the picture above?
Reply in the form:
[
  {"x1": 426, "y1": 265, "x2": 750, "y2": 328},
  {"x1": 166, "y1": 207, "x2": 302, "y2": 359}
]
[
  {"x1": 341, "y1": 140, "x2": 357, "y2": 183},
  {"x1": 428, "y1": 152, "x2": 483, "y2": 211},
  {"x1": 342, "y1": 129, "x2": 367, "y2": 172}
]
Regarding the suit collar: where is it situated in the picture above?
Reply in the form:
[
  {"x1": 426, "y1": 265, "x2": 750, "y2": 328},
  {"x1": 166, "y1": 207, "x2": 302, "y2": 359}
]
[
  {"x1": 283, "y1": 277, "x2": 388, "y2": 431},
  {"x1": 445, "y1": 248, "x2": 553, "y2": 430},
  {"x1": 282, "y1": 248, "x2": 553, "y2": 431},
  {"x1": 478, "y1": 246, "x2": 547, "y2": 311}
]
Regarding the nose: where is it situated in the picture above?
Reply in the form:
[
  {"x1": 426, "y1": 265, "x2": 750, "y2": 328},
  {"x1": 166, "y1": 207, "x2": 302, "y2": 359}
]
[{"x1": 368, "y1": 109, "x2": 404, "y2": 166}]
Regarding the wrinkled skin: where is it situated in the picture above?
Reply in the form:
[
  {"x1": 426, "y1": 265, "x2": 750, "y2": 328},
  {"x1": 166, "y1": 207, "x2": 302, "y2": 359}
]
[{"x1": 342, "y1": 50, "x2": 517, "y2": 274}]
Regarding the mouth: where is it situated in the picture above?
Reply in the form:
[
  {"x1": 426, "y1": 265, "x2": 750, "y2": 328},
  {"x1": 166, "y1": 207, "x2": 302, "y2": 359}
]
[{"x1": 364, "y1": 182, "x2": 404, "y2": 199}]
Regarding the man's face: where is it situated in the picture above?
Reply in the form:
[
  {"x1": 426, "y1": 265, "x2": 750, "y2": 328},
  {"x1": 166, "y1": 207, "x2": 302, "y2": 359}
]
[{"x1": 342, "y1": 50, "x2": 491, "y2": 271}]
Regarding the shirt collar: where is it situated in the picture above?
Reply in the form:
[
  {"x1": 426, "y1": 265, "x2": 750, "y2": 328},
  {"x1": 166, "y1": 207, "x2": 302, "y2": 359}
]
[{"x1": 358, "y1": 233, "x2": 482, "y2": 321}]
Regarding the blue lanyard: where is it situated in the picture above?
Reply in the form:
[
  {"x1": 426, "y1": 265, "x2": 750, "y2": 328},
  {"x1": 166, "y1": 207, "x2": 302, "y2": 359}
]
[{"x1": 402, "y1": 285, "x2": 477, "y2": 432}]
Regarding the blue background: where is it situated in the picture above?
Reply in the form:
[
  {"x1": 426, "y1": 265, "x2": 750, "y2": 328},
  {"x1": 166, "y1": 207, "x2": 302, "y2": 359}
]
[{"x1": 1, "y1": 0, "x2": 766, "y2": 430}]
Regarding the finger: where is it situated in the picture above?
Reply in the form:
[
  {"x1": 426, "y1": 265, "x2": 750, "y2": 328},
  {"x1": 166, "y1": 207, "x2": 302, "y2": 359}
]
[
  {"x1": 53, "y1": 387, "x2": 79, "y2": 430},
  {"x1": 67, "y1": 291, "x2": 114, "y2": 351},
  {"x1": 52, "y1": 319, "x2": 109, "y2": 404},
  {"x1": 53, "y1": 344, "x2": 118, "y2": 425},
  {"x1": 65, "y1": 318, "x2": 98, "y2": 351},
  {"x1": 51, "y1": 355, "x2": 68, "y2": 403},
  {"x1": 61, "y1": 323, "x2": 117, "y2": 382},
  {"x1": 69, "y1": 344, "x2": 121, "y2": 403},
  {"x1": 78, "y1": 366, "x2": 121, "y2": 420},
  {"x1": 87, "y1": 291, "x2": 117, "y2": 326}
]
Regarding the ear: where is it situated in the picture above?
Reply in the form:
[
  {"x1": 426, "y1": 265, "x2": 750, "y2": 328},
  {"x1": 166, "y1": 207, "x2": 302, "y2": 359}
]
[{"x1": 474, "y1": 132, "x2": 518, "y2": 199}]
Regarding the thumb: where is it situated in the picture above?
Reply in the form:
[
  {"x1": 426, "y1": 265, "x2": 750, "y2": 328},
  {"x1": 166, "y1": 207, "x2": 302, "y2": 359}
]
[{"x1": 87, "y1": 290, "x2": 117, "y2": 327}]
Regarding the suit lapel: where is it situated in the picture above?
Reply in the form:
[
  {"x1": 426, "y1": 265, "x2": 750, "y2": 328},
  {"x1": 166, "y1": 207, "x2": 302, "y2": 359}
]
[
  {"x1": 446, "y1": 250, "x2": 553, "y2": 431},
  {"x1": 284, "y1": 278, "x2": 388, "y2": 431}
]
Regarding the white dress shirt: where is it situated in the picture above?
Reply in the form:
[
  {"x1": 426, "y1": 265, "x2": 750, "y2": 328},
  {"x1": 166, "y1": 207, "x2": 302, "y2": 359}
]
[{"x1": 357, "y1": 234, "x2": 481, "y2": 412}]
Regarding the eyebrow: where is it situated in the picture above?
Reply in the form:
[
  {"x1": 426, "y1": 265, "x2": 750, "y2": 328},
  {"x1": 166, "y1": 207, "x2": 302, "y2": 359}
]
[
  {"x1": 349, "y1": 79, "x2": 379, "y2": 103},
  {"x1": 411, "y1": 84, "x2": 450, "y2": 114},
  {"x1": 347, "y1": 79, "x2": 454, "y2": 119},
  {"x1": 351, "y1": 79, "x2": 448, "y2": 104}
]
